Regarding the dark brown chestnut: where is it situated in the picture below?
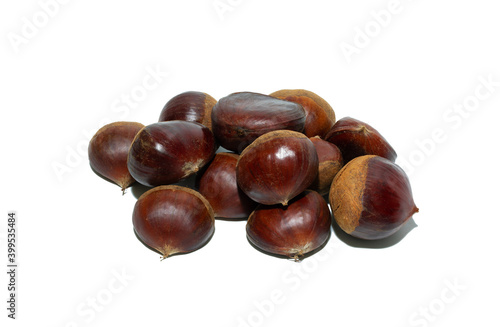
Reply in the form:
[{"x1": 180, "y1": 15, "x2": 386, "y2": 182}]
[
  {"x1": 128, "y1": 121, "x2": 216, "y2": 187},
  {"x1": 246, "y1": 190, "x2": 331, "y2": 261},
  {"x1": 325, "y1": 117, "x2": 397, "y2": 163},
  {"x1": 329, "y1": 155, "x2": 419, "y2": 240},
  {"x1": 198, "y1": 152, "x2": 258, "y2": 219},
  {"x1": 133, "y1": 185, "x2": 215, "y2": 259},
  {"x1": 88, "y1": 121, "x2": 144, "y2": 192},
  {"x1": 269, "y1": 89, "x2": 335, "y2": 138},
  {"x1": 309, "y1": 136, "x2": 343, "y2": 195},
  {"x1": 158, "y1": 91, "x2": 217, "y2": 130},
  {"x1": 236, "y1": 130, "x2": 319, "y2": 206},
  {"x1": 211, "y1": 92, "x2": 306, "y2": 153}
]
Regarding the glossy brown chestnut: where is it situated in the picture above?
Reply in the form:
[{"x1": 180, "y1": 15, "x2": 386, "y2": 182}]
[
  {"x1": 133, "y1": 185, "x2": 215, "y2": 259},
  {"x1": 158, "y1": 91, "x2": 217, "y2": 130},
  {"x1": 325, "y1": 117, "x2": 397, "y2": 163},
  {"x1": 247, "y1": 190, "x2": 331, "y2": 261},
  {"x1": 236, "y1": 130, "x2": 319, "y2": 206},
  {"x1": 128, "y1": 121, "x2": 216, "y2": 187},
  {"x1": 211, "y1": 92, "x2": 306, "y2": 153},
  {"x1": 329, "y1": 155, "x2": 419, "y2": 240},
  {"x1": 198, "y1": 152, "x2": 257, "y2": 219},
  {"x1": 88, "y1": 121, "x2": 144, "y2": 192},
  {"x1": 269, "y1": 89, "x2": 335, "y2": 138},
  {"x1": 309, "y1": 136, "x2": 343, "y2": 195}
]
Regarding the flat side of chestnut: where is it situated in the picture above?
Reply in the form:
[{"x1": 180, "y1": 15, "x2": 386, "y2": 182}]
[
  {"x1": 325, "y1": 117, "x2": 397, "y2": 163},
  {"x1": 211, "y1": 92, "x2": 306, "y2": 152},
  {"x1": 237, "y1": 130, "x2": 318, "y2": 206},
  {"x1": 133, "y1": 185, "x2": 215, "y2": 259},
  {"x1": 246, "y1": 190, "x2": 331, "y2": 260},
  {"x1": 270, "y1": 89, "x2": 335, "y2": 138},
  {"x1": 89, "y1": 121, "x2": 145, "y2": 191},
  {"x1": 158, "y1": 91, "x2": 217, "y2": 130}
]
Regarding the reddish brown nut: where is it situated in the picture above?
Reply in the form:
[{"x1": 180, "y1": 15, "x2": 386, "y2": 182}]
[
  {"x1": 329, "y1": 155, "x2": 418, "y2": 240},
  {"x1": 88, "y1": 121, "x2": 144, "y2": 192},
  {"x1": 309, "y1": 136, "x2": 343, "y2": 195},
  {"x1": 325, "y1": 117, "x2": 397, "y2": 163},
  {"x1": 128, "y1": 121, "x2": 216, "y2": 187},
  {"x1": 211, "y1": 92, "x2": 306, "y2": 153},
  {"x1": 236, "y1": 130, "x2": 318, "y2": 206},
  {"x1": 197, "y1": 152, "x2": 257, "y2": 219},
  {"x1": 269, "y1": 89, "x2": 335, "y2": 138},
  {"x1": 158, "y1": 91, "x2": 217, "y2": 130},
  {"x1": 133, "y1": 185, "x2": 215, "y2": 259},
  {"x1": 246, "y1": 190, "x2": 331, "y2": 261}
]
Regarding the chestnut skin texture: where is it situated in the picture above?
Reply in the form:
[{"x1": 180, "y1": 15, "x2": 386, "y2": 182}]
[
  {"x1": 329, "y1": 155, "x2": 418, "y2": 240},
  {"x1": 236, "y1": 130, "x2": 319, "y2": 206},
  {"x1": 247, "y1": 190, "x2": 331, "y2": 261},
  {"x1": 211, "y1": 92, "x2": 306, "y2": 153},
  {"x1": 309, "y1": 136, "x2": 343, "y2": 195},
  {"x1": 88, "y1": 121, "x2": 144, "y2": 191},
  {"x1": 325, "y1": 117, "x2": 397, "y2": 164},
  {"x1": 128, "y1": 121, "x2": 217, "y2": 187},
  {"x1": 269, "y1": 89, "x2": 335, "y2": 138},
  {"x1": 198, "y1": 152, "x2": 257, "y2": 219},
  {"x1": 158, "y1": 91, "x2": 217, "y2": 130},
  {"x1": 133, "y1": 185, "x2": 215, "y2": 259}
]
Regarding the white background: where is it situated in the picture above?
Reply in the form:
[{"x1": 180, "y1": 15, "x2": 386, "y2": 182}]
[{"x1": 1, "y1": 0, "x2": 499, "y2": 326}]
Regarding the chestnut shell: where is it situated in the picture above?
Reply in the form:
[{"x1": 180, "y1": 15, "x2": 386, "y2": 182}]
[
  {"x1": 197, "y1": 152, "x2": 257, "y2": 219},
  {"x1": 127, "y1": 121, "x2": 216, "y2": 187},
  {"x1": 329, "y1": 155, "x2": 418, "y2": 240},
  {"x1": 325, "y1": 117, "x2": 397, "y2": 163},
  {"x1": 236, "y1": 130, "x2": 319, "y2": 206},
  {"x1": 158, "y1": 91, "x2": 217, "y2": 130},
  {"x1": 309, "y1": 136, "x2": 343, "y2": 195},
  {"x1": 133, "y1": 185, "x2": 215, "y2": 259},
  {"x1": 269, "y1": 89, "x2": 335, "y2": 138},
  {"x1": 88, "y1": 121, "x2": 144, "y2": 191},
  {"x1": 211, "y1": 92, "x2": 306, "y2": 153},
  {"x1": 246, "y1": 190, "x2": 332, "y2": 261}
]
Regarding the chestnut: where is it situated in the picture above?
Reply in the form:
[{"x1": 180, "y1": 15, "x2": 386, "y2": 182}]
[
  {"x1": 88, "y1": 121, "x2": 144, "y2": 192},
  {"x1": 236, "y1": 130, "x2": 319, "y2": 206},
  {"x1": 197, "y1": 152, "x2": 257, "y2": 219},
  {"x1": 128, "y1": 121, "x2": 216, "y2": 187},
  {"x1": 246, "y1": 190, "x2": 331, "y2": 261},
  {"x1": 309, "y1": 136, "x2": 343, "y2": 195},
  {"x1": 211, "y1": 92, "x2": 306, "y2": 153},
  {"x1": 325, "y1": 117, "x2": 397, "y2": 163},
  {"x1": 133, "y1": 185, "x2": 215, "y2": 259},
  {"x1": 269, "y1": 89, "x2": 335, "y2": 138},
  {"x1": 158, "y1": 91, "x2": 217, "y2": 130},
  {"x1": 329, "y1": 155, "x2": 419, "y2": 240}
]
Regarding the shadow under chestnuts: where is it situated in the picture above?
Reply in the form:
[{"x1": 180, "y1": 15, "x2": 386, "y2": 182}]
[{"x1": 89, "y1": 89, "x2": 419, "y2": 261}]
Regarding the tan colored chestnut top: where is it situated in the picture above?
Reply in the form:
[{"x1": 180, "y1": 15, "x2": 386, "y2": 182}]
[{"x1": 329, "y1": 155, "x2": 376, "y2": 233}]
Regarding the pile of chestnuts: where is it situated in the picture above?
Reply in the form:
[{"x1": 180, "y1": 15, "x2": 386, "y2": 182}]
[{"x1": 89, "y1": 90, "x2": 419, "y2": 261}]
